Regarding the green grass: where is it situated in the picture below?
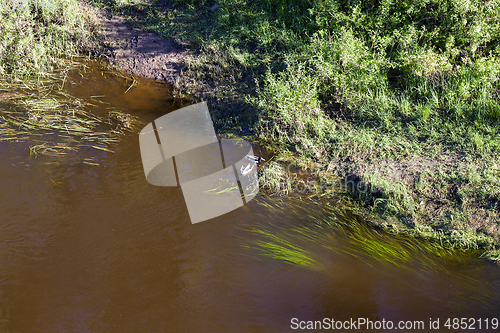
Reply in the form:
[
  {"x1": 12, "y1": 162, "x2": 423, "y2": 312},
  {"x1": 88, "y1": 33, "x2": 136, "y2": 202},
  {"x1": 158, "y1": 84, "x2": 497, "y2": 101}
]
[
  {"x1": 0, "y1": 2, "x2": 143, "y2": 162},
  {"x1": 73, "y1": 0, "x2": 500, "y2": 259},
  {"x1": 98, "y1": 0, "x2": 500, "y2": 259},
  {"x1": 0, "y1": 0, "x2": 100, "y2": 78},
  {"x1": 8, "y1": 0, "x2": 498, "y2": 260}
]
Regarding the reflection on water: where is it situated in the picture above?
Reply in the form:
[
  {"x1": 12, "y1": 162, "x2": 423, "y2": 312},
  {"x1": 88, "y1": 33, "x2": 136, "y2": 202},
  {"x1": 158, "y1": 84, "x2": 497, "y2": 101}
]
[{"x1": 0, "y1": 61, "x2": 499, "y2": 332}]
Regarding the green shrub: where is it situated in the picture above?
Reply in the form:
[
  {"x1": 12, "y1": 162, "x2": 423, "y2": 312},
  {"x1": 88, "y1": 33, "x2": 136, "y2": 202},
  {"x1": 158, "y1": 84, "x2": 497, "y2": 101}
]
[{"x1": 254, "y1": 63, "x2": 332, "y2": 158}]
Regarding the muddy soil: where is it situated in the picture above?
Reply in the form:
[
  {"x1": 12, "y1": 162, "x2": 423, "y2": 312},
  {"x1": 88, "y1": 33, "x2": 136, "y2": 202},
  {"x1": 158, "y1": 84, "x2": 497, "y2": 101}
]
[{"x1": 91, "y1": 5, "x2": 186, "y2": 85}]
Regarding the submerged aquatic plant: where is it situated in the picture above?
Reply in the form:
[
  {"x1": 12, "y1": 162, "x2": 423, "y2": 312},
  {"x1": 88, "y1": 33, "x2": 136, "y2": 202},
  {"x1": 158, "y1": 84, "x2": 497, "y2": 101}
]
[
  {"x1": 0, "y1": 63, "x2": 143, "y2": 164},
  {"x1": 246, "y1": 228, "x2": 324, "y2": 269},
  {"x1": 243, "y1": 200, "x2": 478, "y2": 275}
]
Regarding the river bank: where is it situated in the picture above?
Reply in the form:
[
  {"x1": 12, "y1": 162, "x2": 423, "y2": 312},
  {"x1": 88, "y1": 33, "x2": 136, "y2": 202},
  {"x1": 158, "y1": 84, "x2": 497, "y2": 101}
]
[
  {"x1": 1, "y1": 0, "x2": 499, "y2": 261},
  {"x1": 87, "y1": 0, "x2": 500, "y2": 261}
]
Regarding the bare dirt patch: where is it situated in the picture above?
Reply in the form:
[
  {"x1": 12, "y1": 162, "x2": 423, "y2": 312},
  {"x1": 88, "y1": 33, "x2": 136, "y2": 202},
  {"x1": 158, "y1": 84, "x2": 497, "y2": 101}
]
[{"x1": 90, "y1": 4, "x2": 185, "y2": 84}]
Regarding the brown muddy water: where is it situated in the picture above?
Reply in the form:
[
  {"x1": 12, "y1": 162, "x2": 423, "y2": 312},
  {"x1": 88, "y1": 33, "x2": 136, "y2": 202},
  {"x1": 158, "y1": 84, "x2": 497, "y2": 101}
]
[{"x1": 1, "y1": 61, "x2": 499, "y2": 333}]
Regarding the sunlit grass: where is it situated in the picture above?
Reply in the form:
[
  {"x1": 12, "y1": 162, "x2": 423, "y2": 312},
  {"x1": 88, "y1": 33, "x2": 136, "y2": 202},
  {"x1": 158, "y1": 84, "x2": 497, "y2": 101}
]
[
  {"x1": 0, "y1": 0, "x2": 127, "y2": 163},
  {"x1": 0, "y1": 0, "x2": 99, "y2": 78},
  {"x1": 65, "y1": 0, "x2": 500, "y2": 255}
]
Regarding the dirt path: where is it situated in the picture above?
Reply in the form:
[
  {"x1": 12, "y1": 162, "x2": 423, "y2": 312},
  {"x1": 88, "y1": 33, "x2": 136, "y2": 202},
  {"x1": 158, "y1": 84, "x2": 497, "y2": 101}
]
[{"x1": 92, "y1": 6, "x2": 185, "y2": 84}]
